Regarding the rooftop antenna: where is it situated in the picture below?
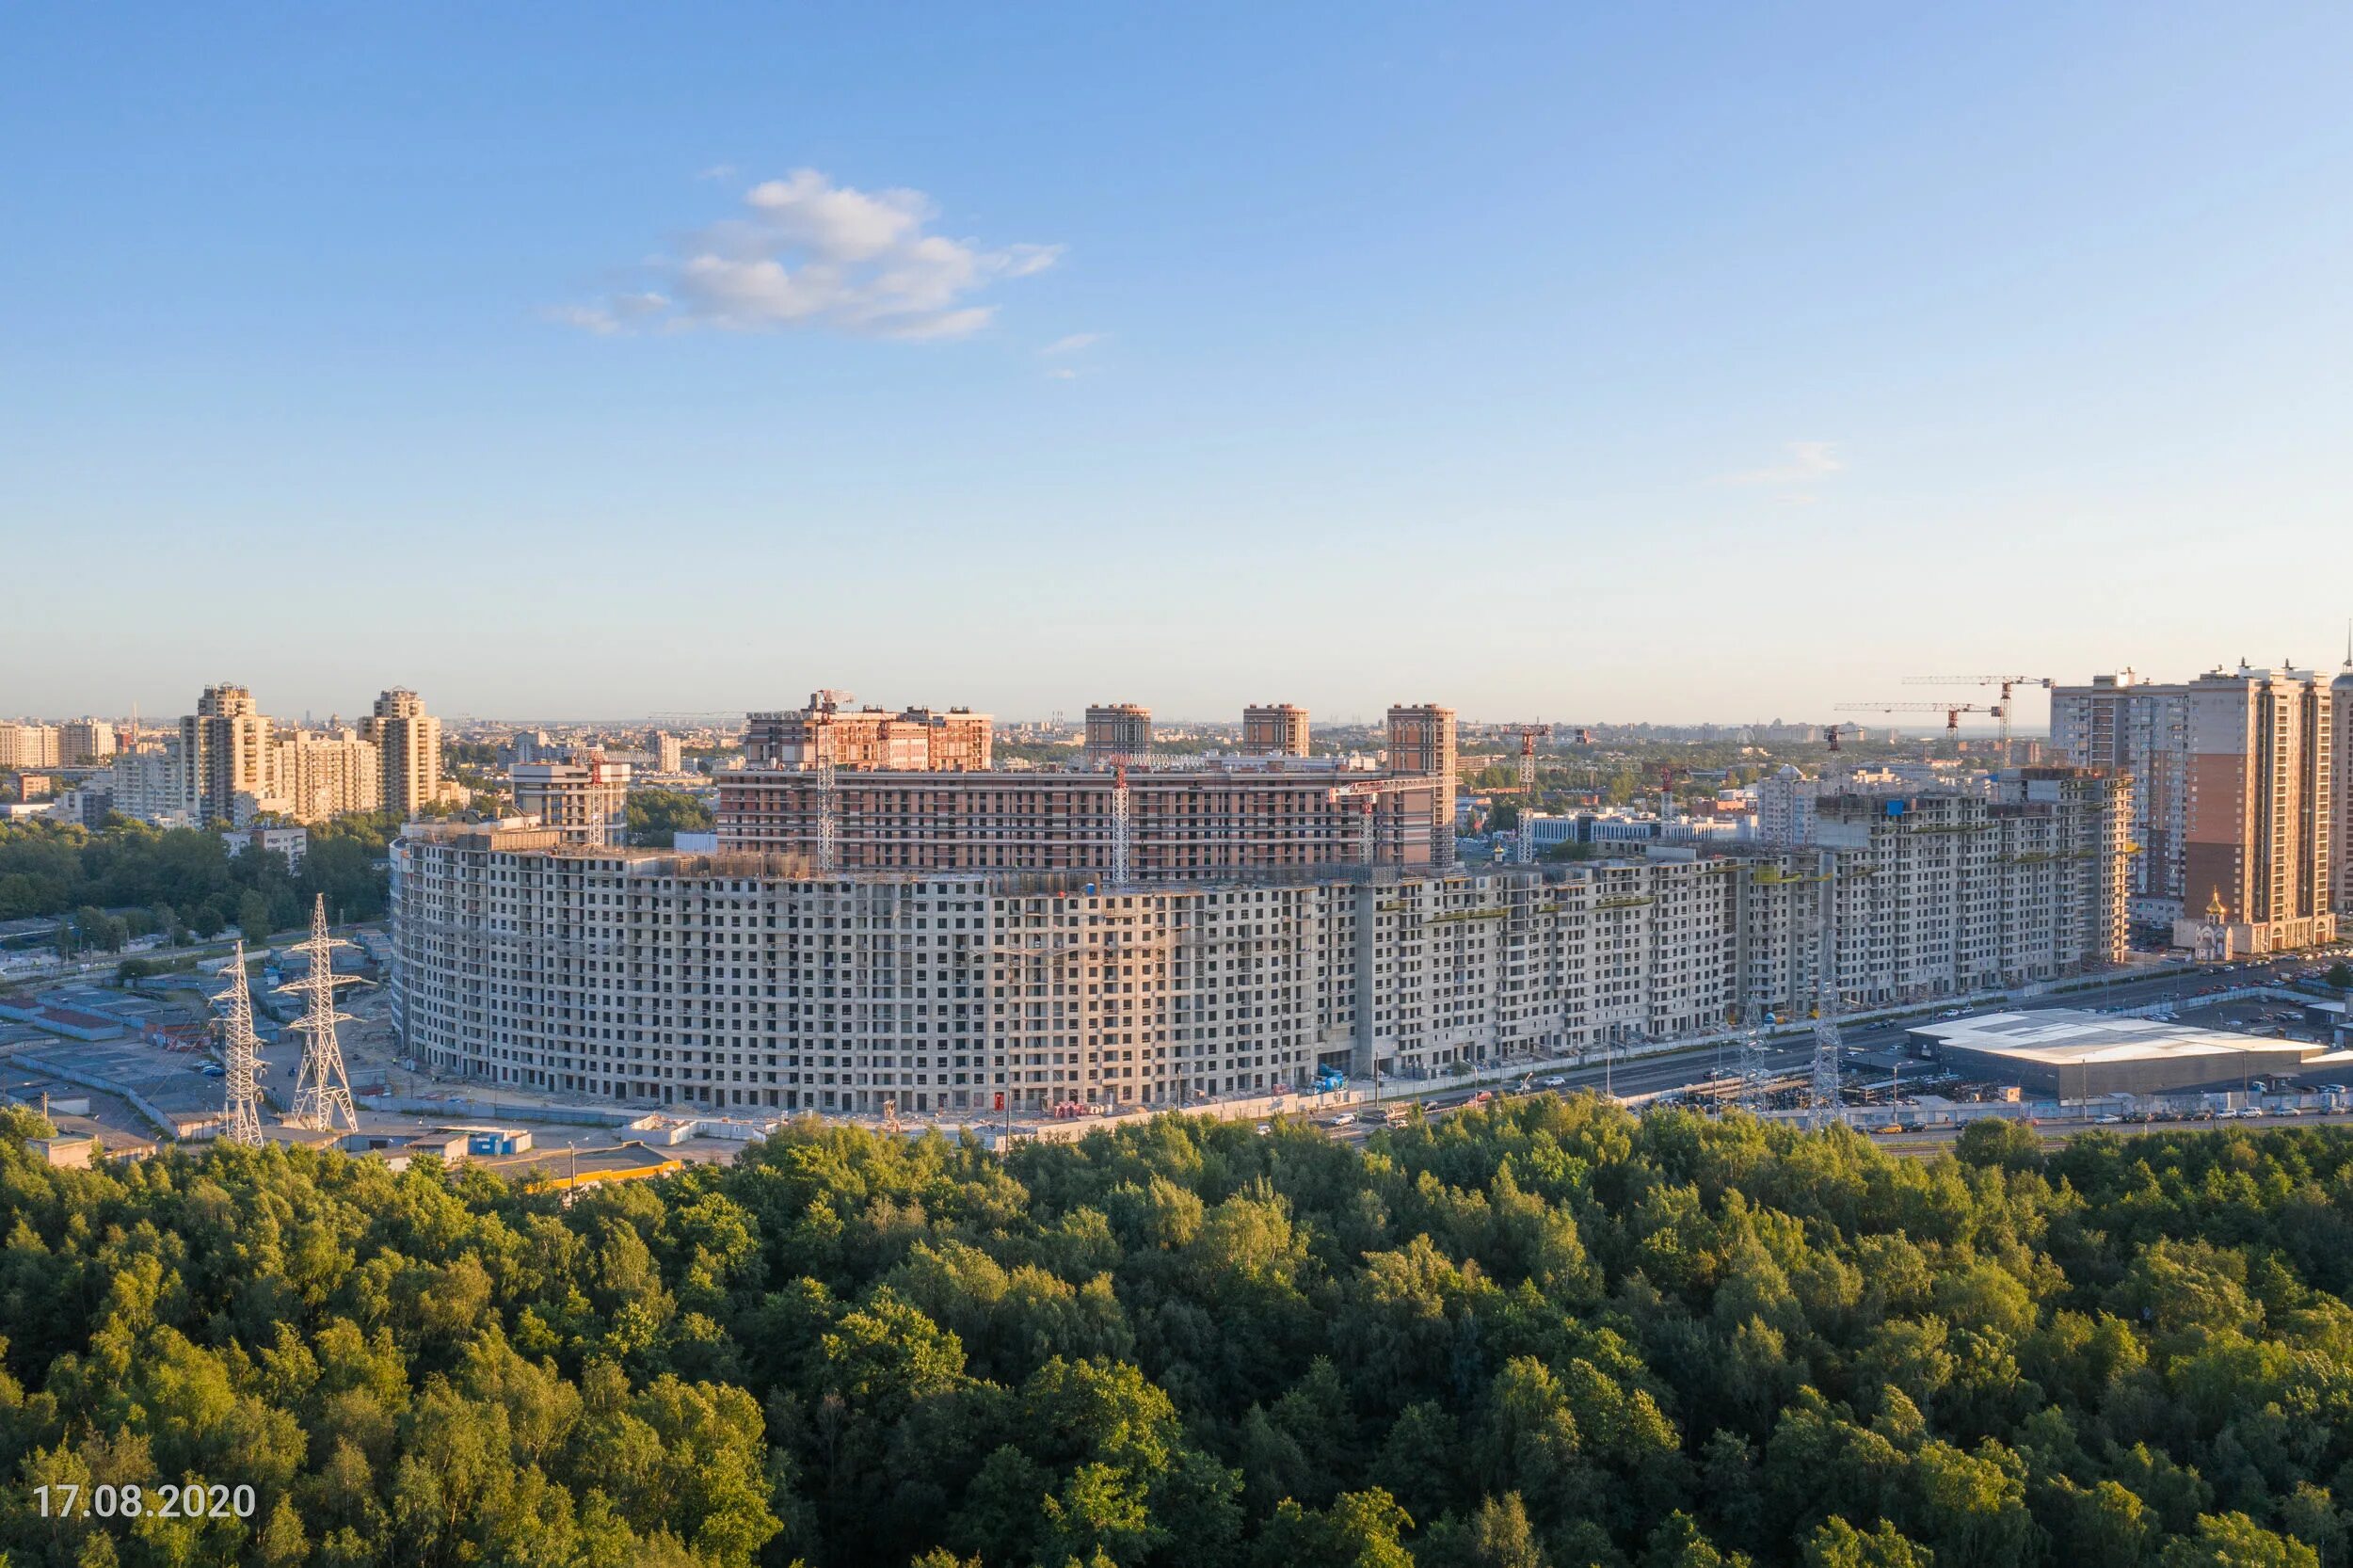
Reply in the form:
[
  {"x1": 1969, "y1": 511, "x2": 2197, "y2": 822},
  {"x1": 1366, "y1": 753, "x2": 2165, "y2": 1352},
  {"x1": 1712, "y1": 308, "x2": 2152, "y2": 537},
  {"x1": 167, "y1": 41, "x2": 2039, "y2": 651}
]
[
  {"x1": 280, "y1": 895, "x2": 360, "y2": 1131},
  {"x1": 213, "y1": 940, "x2": 265, "y2": 1146}
]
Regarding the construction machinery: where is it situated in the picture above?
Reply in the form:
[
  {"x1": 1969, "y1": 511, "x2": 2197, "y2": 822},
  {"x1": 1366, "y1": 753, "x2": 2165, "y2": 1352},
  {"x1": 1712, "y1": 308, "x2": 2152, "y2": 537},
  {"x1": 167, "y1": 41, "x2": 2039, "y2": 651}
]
[
  {"x1": 1834, "y1": 701, "x2": 1994, "y2": 759},
  {"x1": 1327, "y1": 777, "x2": 1404, "y2": 865},
  {"x1": 1489, "y1": 723, "x2": 1553, "y2": 862},
  {"x1": 1824, "y1": 724, "x2": 1845, "y2": 753},
  {"x1": 1904, "y1": 676, "x2": 2054, "y2": 765}
]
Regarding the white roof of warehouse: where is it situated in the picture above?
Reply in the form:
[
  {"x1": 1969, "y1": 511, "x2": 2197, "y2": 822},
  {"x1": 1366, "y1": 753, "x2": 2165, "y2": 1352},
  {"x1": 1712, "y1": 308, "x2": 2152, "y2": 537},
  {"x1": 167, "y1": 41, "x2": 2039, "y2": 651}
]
[{"x1": 1913, "y1": 1008, "x2": 2321, "y2": 1066}]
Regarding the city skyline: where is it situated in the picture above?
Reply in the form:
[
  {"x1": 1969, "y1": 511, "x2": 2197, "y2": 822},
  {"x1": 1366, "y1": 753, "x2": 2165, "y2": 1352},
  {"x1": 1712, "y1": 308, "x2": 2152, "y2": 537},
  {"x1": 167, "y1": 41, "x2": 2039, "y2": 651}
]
[{"x1": 7, "y1": 6, "x2": 2353, "y2": 719}]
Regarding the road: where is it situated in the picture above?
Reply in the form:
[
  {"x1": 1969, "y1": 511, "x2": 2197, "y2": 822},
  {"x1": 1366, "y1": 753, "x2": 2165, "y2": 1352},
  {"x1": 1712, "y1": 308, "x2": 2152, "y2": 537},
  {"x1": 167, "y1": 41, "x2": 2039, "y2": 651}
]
[{"x1": 1307, "y1": 949, "x2": 2349, "y2": 1141}]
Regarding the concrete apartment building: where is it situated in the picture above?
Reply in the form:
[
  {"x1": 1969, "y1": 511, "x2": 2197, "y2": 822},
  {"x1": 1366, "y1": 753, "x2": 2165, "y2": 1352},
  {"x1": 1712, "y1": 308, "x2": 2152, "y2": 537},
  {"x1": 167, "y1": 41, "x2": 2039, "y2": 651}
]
[
  {"x1": 363, "y1": 688, "x2": 442, "y2": 820},
  {"x1": 59, "y1": 719, "x2": 117, "y2": 766},
  {"x1": 2053, "y1": 666, "x2": 2336, "y2": 953},
  {"x1": 509, "y1": 756, "x2": 633, "y2": 846},
  {"x1": 272, "y1": 729, "x2": 383, "y2": 823},
  {"x1": 744, "y1": 692, "x2": 994, "y2": 772},
  {"x1": 391, "y1": 772, "x2": 2127, "y2": 1118},
  {"x1": 1242, "y1": 703, "x2": 1312, "y2": 758},
  {"x1": 104, "y1": 744, "x2": 185, "y2": 825},
  {"x1": 1084, "y1": 703, "x2": 1153, "y2": 766},
  {"x1": 179, "y1": 684, "x2": 274, "y2": 826},
  {"x1": 1385, "y1": 703, "x2": 1459, "y2": 864},
  {"x1": 716, "y1": 760, "x2": 1450, "y2": 876},
  {"x1": 2337, "y1": 658, "x2": 2353, "y2": 920},
  {"x1": 717, "y1": 696, "x2": 1460, "y2": 880},
  {"x1": 0, "y1": 722, "x2": 62, "y2": 770}
]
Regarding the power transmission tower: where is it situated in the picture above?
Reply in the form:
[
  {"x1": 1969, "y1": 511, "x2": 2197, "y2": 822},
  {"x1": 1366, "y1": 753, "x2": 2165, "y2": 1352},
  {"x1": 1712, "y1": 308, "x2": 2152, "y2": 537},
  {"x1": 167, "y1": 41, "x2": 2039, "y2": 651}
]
[
  {"x1": 280, "y1": 895, "x2": 360, "y2": 1131},
  {"x1": 213, "y1": 939, "x2": 265, "y2": 1145}
]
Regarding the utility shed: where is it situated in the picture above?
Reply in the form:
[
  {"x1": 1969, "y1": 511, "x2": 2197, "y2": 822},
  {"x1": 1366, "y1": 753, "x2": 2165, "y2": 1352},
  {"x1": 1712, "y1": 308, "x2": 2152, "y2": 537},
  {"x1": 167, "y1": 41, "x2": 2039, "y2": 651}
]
[{"x1": 1909, "y1": 1009, "x2": 2322, "y2": 1096}]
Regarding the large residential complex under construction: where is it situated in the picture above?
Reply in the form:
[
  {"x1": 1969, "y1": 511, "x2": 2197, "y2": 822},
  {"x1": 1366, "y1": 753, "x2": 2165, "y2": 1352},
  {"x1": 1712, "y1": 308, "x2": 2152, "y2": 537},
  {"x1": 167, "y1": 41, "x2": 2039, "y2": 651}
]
[
  {"x1": 744, "y1": 692, "x2": 994, "y2": 772},
  {"x1": 715, "y1": 697, "x2": 1459, "y2": 879},
  {"x1": 2052, "y1": 665, "x2": 2338, "y2": 953},
  {"x1": 390, "y1": 769, "x2": 2129, "y2": 1117}
]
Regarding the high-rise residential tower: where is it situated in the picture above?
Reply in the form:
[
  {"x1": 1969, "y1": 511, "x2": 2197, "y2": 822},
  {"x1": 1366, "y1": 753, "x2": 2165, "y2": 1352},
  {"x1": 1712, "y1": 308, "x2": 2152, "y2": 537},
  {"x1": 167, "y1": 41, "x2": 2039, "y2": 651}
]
[
  {"x1": 1242, "y1": 703, "x2": 1311, "y2": 758},
  {"x1": 181, "y1": 685, "x2": 274, "y2": 826},
  {"x1": 1084, "y1": 703, "x2": 1153, "y2": 766},
  {"x1": 59, "y1": 718, "x2": 117, "y2": 766},
  {"x1": 362, "y1": 688, "x2": 441, "y2": 820},
  {"x1": 2052, "y1": 665, "x2": 2335, "y2": 952},
  {"x1": 1386, "y1": 703, "x2": 1460, "y2": 864}
]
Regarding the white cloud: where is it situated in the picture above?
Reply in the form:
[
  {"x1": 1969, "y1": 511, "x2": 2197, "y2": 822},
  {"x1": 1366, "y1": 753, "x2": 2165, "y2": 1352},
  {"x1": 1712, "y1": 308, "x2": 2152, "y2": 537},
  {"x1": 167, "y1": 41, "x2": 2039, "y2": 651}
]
[
  {"x1": 556, "y1": 168, "x2": 1061, "y2": 342},
  {"x1": 1046, "y1": 367, "x2": 1080, "y2": 380},
  {"x1": 1041, "y1": 332, "x2": 1106, "y2": 356},
  {"x1": 1723, "y1": 440, "x2": 1845, "y2": 487},
  {"x1": 695, "y1": 163, "x2": 736, "y2": 182}
]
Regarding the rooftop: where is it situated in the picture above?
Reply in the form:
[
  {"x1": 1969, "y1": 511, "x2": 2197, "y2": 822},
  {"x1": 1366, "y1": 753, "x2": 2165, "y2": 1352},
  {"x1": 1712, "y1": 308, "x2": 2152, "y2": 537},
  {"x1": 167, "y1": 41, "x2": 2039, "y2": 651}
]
[{"x1": 1912, "y1": 1009, "x2": 2323, "y2": 1067}]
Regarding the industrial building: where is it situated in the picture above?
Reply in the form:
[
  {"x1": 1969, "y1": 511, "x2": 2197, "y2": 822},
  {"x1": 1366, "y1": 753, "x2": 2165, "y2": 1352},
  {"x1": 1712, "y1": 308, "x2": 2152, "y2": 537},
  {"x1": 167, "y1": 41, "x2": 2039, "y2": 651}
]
[{"x1": 1909, "y1": 1009, "x2": 2328, "y2": 1097}]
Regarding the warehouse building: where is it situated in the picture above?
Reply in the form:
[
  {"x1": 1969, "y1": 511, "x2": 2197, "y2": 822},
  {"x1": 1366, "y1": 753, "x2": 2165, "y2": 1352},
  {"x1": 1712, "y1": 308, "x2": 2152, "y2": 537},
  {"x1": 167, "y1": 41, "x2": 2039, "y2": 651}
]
[{"x1": 1908, "y1": 1009, "x2": 2325, "y2": 1096}]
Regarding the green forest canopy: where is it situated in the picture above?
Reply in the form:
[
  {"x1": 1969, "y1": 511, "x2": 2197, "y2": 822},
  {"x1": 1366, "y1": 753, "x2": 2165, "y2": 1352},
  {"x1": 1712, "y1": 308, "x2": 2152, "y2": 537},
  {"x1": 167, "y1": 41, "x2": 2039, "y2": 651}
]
[
  {"x1": 3, "y1": 1101, "x2": 2349, "y2": 1568},
  {"x1": 0, "y1": 817, "x2": 395, "y2": 937}
]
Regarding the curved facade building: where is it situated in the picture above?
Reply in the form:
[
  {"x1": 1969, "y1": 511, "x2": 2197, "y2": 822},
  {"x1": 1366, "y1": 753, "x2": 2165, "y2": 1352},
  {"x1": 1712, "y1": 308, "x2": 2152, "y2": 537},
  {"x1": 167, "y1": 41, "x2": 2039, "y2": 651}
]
[{"x1": 390, "y1": 771, "x2": 2127, "y2": 1119}]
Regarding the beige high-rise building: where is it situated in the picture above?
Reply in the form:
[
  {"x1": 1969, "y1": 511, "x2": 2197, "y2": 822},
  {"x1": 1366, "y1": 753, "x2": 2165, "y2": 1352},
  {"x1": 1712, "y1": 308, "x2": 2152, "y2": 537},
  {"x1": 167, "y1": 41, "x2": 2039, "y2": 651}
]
[
  {"x1": 362, "y1": 688, "x2": 441, "y2": 820},
  {"x1": 59, "y1": 719, "x2": 117, "y2": 766},
  {"x1": 510, "y1": 755, "x2": 632, "y2": 846},
  {"x1": 2053, "y1": 665, "x2": 2336, "y2": 952},
  {"x1": 1084, "y1": 703, "x2": 1152, "y2": 766},
  {"x1": 181, "y1": 685, "x2": 274, "y2": 826},
  {"x1": 0, "y1": 722, "x2": 62, "y2": 770},
  {"x1": 1242, "y1": 703, "x2": 1311, "y2": 758},
  {"x1": 272, "y1": 728, "x2": 384, "y2": 823}
]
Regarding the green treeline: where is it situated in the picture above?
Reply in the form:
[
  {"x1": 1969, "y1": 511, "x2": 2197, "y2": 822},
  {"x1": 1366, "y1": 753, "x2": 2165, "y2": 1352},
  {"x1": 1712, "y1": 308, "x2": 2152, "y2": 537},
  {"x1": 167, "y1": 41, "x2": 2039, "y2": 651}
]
[
  {"x1": 627, "y1": 789, "x2": 717, "y2": 849},
  {"x1": 3, "y1": 1102, "x2": 2351, "y2": 1568},
  {"x1": 0, "y1": 818, "x2": 394, "y2": 936}
]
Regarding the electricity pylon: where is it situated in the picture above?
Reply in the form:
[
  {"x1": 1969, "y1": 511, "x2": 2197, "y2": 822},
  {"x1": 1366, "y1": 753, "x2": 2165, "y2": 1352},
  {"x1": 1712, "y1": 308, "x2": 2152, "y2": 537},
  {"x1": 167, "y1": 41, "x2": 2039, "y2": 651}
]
[
  {"x1": 280, "y1": 895, "x2": 360, "y2": 1131},
  {"x1": 213, "y1": 940, "x2": 265, "y2": 1145}
]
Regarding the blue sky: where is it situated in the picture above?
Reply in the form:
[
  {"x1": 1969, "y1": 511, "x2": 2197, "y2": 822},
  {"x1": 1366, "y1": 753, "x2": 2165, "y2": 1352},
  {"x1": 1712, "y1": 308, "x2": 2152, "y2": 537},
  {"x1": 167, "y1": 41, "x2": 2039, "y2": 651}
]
[{"x1": 5, "y1": 4, "x2": 2350, "y2": 726}]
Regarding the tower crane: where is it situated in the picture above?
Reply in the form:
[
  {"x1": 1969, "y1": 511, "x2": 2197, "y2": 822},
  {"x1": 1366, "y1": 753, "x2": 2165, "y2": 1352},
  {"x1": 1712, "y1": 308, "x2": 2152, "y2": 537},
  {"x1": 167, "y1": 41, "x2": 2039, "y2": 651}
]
[
  {"x1": 1488, "y1": 724, "x2": 1553, "y2": 862},
  {"x1": 1834, "y1": 701, "x2": 1994, "y2": 760},
  {"x1": 1329, "y1": 777, "x2": 1418, "y2": 865},
  {"x1": 1904, "y1": 676, "x2": 2054, "y2": 765}
]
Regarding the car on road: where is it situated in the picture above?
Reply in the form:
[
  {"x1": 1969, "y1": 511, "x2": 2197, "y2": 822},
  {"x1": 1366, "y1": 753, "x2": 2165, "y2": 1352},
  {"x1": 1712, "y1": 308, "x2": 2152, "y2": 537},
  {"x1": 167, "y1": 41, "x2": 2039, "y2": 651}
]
[
  {"x1": 1541, "y1": 1075, "x2": 1567, "y2": 1087},
  {"x1": 1327, "y1": 1112, "x2": 1355, "y2": 1127}
]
